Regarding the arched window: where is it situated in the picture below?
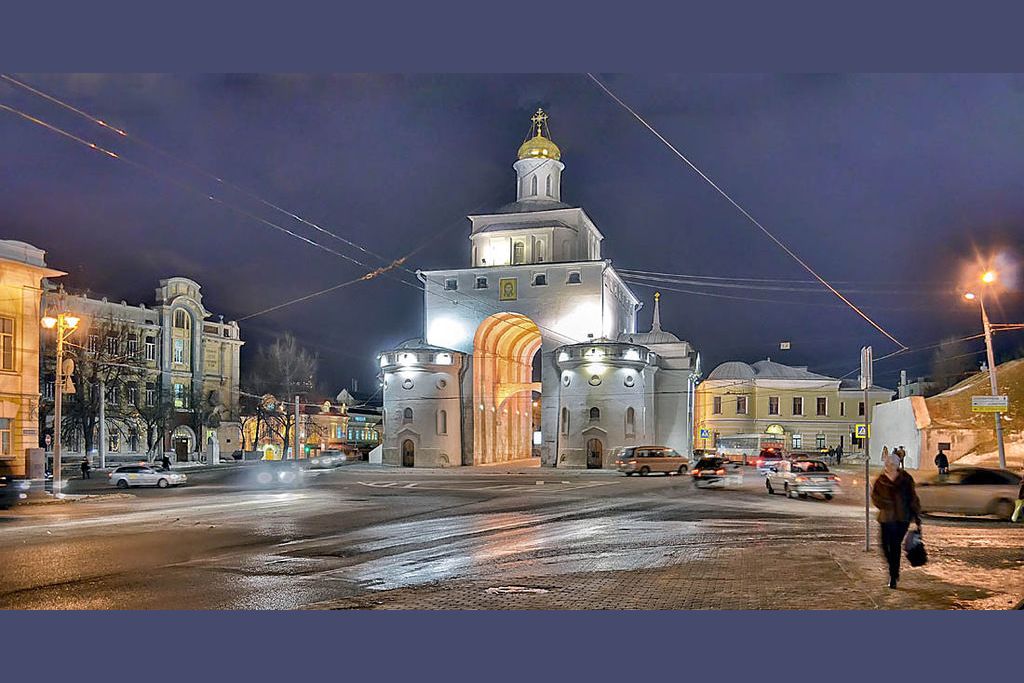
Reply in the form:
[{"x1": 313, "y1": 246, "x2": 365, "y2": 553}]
[
  {"x1": 173, "y1": 309, "x2": 190, "y2": 329},
  {"x1": 535, "y1": 239, "x2": 546, "y2": 262},
  {"x1": 545, "y1": 175, "x2": 552, "y2": 196},
  {"x1": 402, "y1": 407, "x2": 413, "y2": 424},
  {"x1": 589, "y1": 407, "x2": 601, "y2": 422},
  {"x1": 437, "y1": 409, "x2": 447, "y2": 435},
  {"x1": 513, "y1": 241, "x2": 525, "y2": 264},
  {"x1": 625, "y1": 407, "x2": 636, "y2": 437},
  {"x1": 560, "y1": 407, "x2": 569, "y2": 435},
  {"x1": 531, "y1": 175, "x2": 538, "y2": 195}
]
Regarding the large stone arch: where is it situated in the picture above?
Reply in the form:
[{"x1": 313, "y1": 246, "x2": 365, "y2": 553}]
[{"x1": 472, "y1": 313, "x2": 542, "y2": 464}]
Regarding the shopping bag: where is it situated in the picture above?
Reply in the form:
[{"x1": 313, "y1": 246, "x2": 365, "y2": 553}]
[{"x1": 903, "y1": 528, "x2": 927, "y2": 567}]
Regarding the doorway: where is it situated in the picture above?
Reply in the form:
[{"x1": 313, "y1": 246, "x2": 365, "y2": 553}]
[
  {"x1": 173, "y1": 438, "x2": 189, "y2": 462},
  {"x1": 586, "y1": 438, "x2": 603, "y2": 469},
  {"x1": 401, "y1": 439, "x2": 415, "y2": 467}
]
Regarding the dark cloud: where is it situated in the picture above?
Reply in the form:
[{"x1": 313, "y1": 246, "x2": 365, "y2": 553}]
[{"x1": 3, "y1": 74, "x2": 1022, "y2": 390}]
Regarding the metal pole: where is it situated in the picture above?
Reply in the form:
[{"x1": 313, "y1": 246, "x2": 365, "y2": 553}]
[
  {"x1": 864, "y1": 386, "x2": 871, "y2": 551},
  {"x1": 979, "y1": 295, "x2": 1007, "y2": 469},
  {"x1": 98, "y1": 376, "x2": 106, "y2": 470},
  {"x1": 293, "y1": 395, "x2": 300, "y2": 460},
  {"x1": 53, "y1": 322, "x2": 64, "y2": 497}
]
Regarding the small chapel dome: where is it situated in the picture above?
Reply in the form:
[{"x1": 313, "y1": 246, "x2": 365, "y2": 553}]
[{"x1": 517, "y1": 108, "x2": 561, "y2": 161}]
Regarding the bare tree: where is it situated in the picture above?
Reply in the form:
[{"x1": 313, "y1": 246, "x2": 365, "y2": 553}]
[
  {"x1": 247, "y1": 333, "x2": 317, "y2": 457},
  {"x1": 130, "y1": 375, "x2": 176, "y2": 456}
]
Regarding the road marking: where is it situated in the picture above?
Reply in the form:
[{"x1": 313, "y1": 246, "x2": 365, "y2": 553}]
[{"x1": 355, "y1": 480, "x2": 616, "y2": 494}]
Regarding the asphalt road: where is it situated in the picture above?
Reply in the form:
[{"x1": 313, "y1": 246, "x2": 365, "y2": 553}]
[{"x1": 1, "y1": 465, "x2": 1020, "y2": 609}]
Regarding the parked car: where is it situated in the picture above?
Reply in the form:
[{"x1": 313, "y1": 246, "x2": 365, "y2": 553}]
[
  {"x1": 0, "y1": 475, "x2": 31, "y2": 509},
  {"x1": 691, "y1": 456, "x2": 742, "y2": 488},
  {"x1": 916, "y1": 467, "x2": 1021, "y2": 520},
  {"x1": 615, "y1": 446, "x2": 689, "y2": 476},
  {"x1": 765, "y1": 458, "x2": 840, "y2": 499},
  {"x1": 109, "y1": 465, "x2": 187, "y2": 489},
  {"x1": 755, "y1": 448, "x2": 784, "y2": 475}
]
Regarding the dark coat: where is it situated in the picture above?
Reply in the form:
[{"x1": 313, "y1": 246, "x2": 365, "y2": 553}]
[
  {"x1": 934, "y1": 451, "x2": 949, "y2": 469},
  {"x1": 871, "y1": 470, "x2": 922, "y2": 524}
]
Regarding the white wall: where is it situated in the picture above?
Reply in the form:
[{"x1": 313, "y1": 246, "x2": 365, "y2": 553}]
[{"x1": 870, "y1": 397, "x2": 924, "y2": 469}]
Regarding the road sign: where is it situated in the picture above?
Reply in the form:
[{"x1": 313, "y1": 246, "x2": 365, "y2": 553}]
[
  {"x1": 854, "y1": 424, "x2": 869, "y2": 438},
  {"x1": 699, "y1": 428, "x2": 711, "y2": 439},
  {"x1": 971, "y1": 395, "x2": 1008, "y2": 413},
  {"x1": 860, "y1": 346, "x2": 873, "y2": 391},
  {"x1": 779, "y1": 341, "x2": 791, "y2": 350}
]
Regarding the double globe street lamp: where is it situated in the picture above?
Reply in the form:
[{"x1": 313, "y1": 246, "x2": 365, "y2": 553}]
[
  {"x1": 962, "y1": 270, "x2": 1006, "y2": 470},
  {"x1": 41, "y1": 312, "x2": 80, "y2": 496}
]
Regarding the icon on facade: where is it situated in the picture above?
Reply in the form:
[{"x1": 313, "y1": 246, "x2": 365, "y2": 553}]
[{"x1": 499, "y1": 277, "x2": 518, "y2": 301}]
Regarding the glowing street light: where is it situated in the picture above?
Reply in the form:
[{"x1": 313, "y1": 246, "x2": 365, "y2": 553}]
[
  {"x1": 962, "y1": 270, "x2": 1006, "y2": 469},
  {"x1": 41, "y1": 311, "x2": 80, "y2": 496}
]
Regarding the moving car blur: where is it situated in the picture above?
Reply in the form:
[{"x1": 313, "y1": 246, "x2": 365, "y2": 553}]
[
  {"x1": 614, "y1": 446, "x2": 689, "y2": 476},
  {"x1": 0, "y1": 475, "x2": 31, "y2": 508},
  {"x1": 765, "y1": 458, "x2": 840, "y2": 500},
  {"x1": 307, "y1": 450, "x2": 351, "y2": 469},
  {"x1": 916, "y1": 467, "x2": 1021, "y2": 520},
  {"x1": 691, "y1": 456, "x2": 742, "y2": 488},
  {"x1": 755, "y1": 448, "x2": 784, "y2": 475},
  {"x1": 108, "y1": 465, "x2": 187, "y2": 489},
  {"x1": 242, "y1": 459, "x2": 307, "y2": 489}
]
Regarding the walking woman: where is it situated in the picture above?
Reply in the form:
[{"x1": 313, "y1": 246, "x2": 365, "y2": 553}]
[{"x1": 871, "y1": 447, "x2": 922, "y2": 589}]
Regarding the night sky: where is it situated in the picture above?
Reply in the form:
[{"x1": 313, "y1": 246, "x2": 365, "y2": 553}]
[{"x1": 3, "y1": 74, "x2": 1023, "y2": 394}]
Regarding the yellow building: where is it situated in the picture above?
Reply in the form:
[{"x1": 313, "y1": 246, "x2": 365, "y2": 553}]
[
  {"x1": 695, "y1": 359, "x2": 892, "y2": 456},
  {"x1": 0, "y1": 241, "x2": 64, "y2": 477}
]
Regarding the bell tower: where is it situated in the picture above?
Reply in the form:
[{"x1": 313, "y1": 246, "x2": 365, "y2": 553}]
[{"x1": 513, "y1": 108, "x2": 564, "y2": 203}]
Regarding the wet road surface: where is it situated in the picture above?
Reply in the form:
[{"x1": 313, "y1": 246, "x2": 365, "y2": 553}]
[{"x1": 1, "y1": 465, "x2": 1020, "y2": 609}]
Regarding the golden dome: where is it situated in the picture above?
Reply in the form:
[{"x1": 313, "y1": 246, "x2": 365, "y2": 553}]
[{"x1": 517, "y1": 108, "x2": 561, "y2": 161}]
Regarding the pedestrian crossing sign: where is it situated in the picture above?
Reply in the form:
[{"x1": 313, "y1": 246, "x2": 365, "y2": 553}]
[
  {"x1": 699, "y1": 429, "x2": 711, "y2": 439},
  {"x1": 854, "y1": 424, "x2": 869, "y2": 438}
]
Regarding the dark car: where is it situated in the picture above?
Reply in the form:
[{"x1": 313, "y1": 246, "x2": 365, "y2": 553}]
[
  {"x1": 0, "y1": 476, "x2": 31, "y2": 509},
  {"x1": 691, "y1": 457, "x2": 743, "y2": 488},
  {"x1": 755, "y1": 448, "x2": 785, "y2": 475}
]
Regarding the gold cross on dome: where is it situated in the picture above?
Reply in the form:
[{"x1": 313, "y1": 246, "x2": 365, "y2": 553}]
[{"x1": 531, "y1": 108, "x2": 548, "y2": 134}]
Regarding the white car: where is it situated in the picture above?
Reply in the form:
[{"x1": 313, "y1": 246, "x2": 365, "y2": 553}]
[
  {"x1": 765, "y1": 458, "x2": 840, "y2": 499},
  {"x1": 109, "y1": 465, "x2": 187, "y2": 489}
]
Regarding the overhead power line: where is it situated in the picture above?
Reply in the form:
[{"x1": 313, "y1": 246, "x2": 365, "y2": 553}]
[{"x1": 586, "y1": 73, "x2": 907, "y2": 350}]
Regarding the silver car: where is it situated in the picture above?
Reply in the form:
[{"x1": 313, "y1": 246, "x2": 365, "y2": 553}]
[
  {"x1": 109, "y1": 465, "x2": 187, "y2": 489},
  {"x1": 765, "y1": 458, "x2": 840, "y2": 499},
  {"x1": 916, "y1": 467, "x2": 1021, "y2": 520}
]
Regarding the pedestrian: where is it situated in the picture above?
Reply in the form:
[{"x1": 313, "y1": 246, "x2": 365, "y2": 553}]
[
  {"x1": 835, "y1": 444, "x2": 843, "y2": 465},
  {"x1": 1011, "y1": 473, "x2": 1024, "y2": 523},
  {"x1": 871, "y1": 447, "x2": 922, "y2": 589},
  {"x1": 80, "y1": 457, "x2": 91, "y2": 480},
  {"x1": 161, "y1": 454, "x2": 172, "y2": 470},
  {"x1": 827, "y1": 446, "x2": 836, "y2": 464},
  {"x1": 895, "y1": 446, "x2": 907, "y2": 469},
  {"x1": 934, "y1": 448, "x2": 949, "y2": 475}
]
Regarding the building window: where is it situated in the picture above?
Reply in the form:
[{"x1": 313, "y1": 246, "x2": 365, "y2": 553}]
[
  {"x1": 816, "y1": 433, "x2": 826, "y2": 450},
  {"x1": 566, "y1": 271, "x2": 582, "y2": 285},
  {"x1": 816, "y1": 397, "x2": 827, "y2": 416},
  {"x1": 513, "y1": 242, "x2": 525, "y2": 264},
  {"x1": 173, "y1": 309, "x2": 191, "y2": 329},
  {"x1": 145, "y1": 337, "x2": 156, "y2": 361},
  {"x1": 0, "y1": 317, "x2": 13, "y2": 371},
  {"x1": 625, "y1": 407, "x2": 636, "y2": 437},
  {"x1": 589, "y1": 407, "x2": 600, "y2": 422},
  {"x1": 129, "y1": 429, "x2": 140, "y2": 452},
  {"x1": 443, "y1": 277, "x2": 458, "y2": 291},
  {"x1": 145, "y1": 383, "x2": 156, "y2": 407},
  {"x1": 105, "y1": 384, "x2": 119, "y2": 404},
  {"x1": 88, "y1": 335, "x2": 99, "y2": 353},
  {"x1": 531, "y1": 175, "x2": 538, "y2": 195},
  {"x1": 858, "y1": 401, "x2": 865, "y2": 417},
  {"x1": 561, "y1": 407, "x2": 569, "y2": 435},
  {"x1": 106, "y1": 336, "x2": 119, "y2": 354},
  {"x1": 536, "y1": 239, "x2": 545, "y2": 262},
  {"x1": 840, "y1": 401, "x2": 846, "y2": 417},
  {"x1": 712, "y1": 396, "x2": 722, "y2": 415},
  {"x1": 532, "y1": 273, "x2": 547, "y2": 286},
  {"x1": 475, "y1": 276, "x2": 488, "y2": 289},
  {"x1": 173, "y1": 338, "x2": 185, "y2": 364},
  {"x1": 0, "y1": 418, "x2": 10, "y2": 455},
  {"x1": 793, "y1": 397, "x2": 804, "y2": 416},
  {"x1": 437, "y1": 409, "x2": 447, "y2": 435},
  {"x1": 173, "y1": 382, "x2": 187, "y2": 409},
  {"x1": 768, "y1": 396, "x2": 780, "y2": 415},
  {"x1": 403, "y1": 407, "x2": 413, "y2": 424},
  {"x1": 109, "y1": 431, "x2": 120, "y2": 453},
  {"x1": 127, "y1": 334, "x2": 138, "y2": 357},
  {"x1": 792, "y1": 434, "x2": 802, "y2": 449},
  {"x1": 545, "y1": 175, "x2": 552, "y2": 196},
  {"x1": 736, "y1": 396, "x2": 748, "y2": 415}
]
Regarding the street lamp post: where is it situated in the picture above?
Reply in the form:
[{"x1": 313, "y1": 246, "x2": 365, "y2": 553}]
[
  {"x1": 41, "y1": 312, "x2": 80, "y2": 497},
  {"x1": 964, "y1": 269, "x2": 1007, "y2": 470}
]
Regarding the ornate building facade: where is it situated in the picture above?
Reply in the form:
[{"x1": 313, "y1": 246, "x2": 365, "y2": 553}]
[{"x1": 378, "y1": 111, "x2": 700, "y2": 468}]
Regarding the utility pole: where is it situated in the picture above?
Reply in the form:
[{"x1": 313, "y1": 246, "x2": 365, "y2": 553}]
[
  {"x1": 861, "y1": 346, "x2": 873, "y2": 552},
  {"x1": 293, "y1": 395, "x2": 301, "y2": 460},
  {"x1": 978, "y1": 295, "x2": 1007, "y2": 470}
]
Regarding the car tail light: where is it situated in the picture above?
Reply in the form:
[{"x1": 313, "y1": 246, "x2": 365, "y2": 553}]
[
  {"x1": 756, "y1": 459, "x2": 764, "y2": 467},
  {"x1": 795, "y1": 476, "x2": 808, "y2": 482},
  {"x1": 715, "y1": 469, "x2": 726, "y2": 475},
  {"x1": 832, "y1": 476, "x2": 841, "y2": 482},
  {"x1": 692, "y1": 470, "x2": 701, "y2": 476}
]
